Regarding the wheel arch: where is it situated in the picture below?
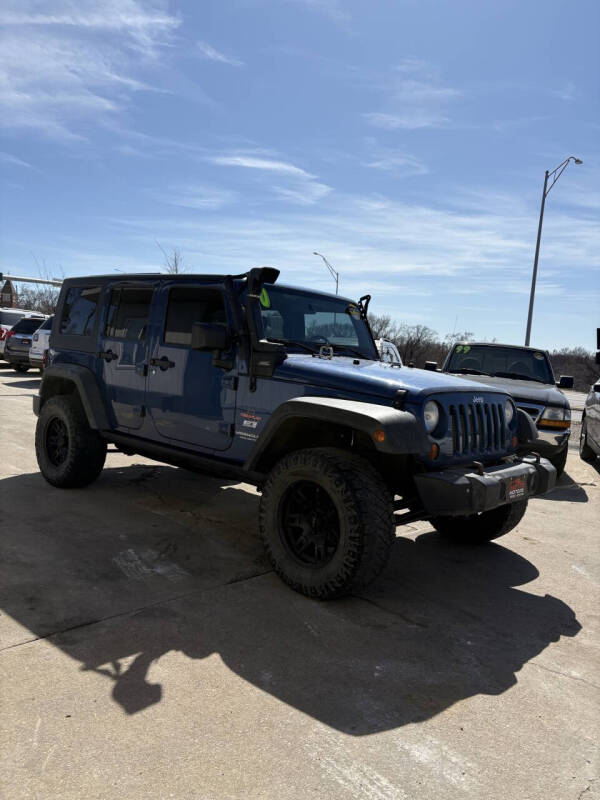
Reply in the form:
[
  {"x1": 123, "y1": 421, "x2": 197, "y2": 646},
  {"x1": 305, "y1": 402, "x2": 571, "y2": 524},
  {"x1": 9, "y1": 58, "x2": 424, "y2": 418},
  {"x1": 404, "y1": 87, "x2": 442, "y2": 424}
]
[
  {"x1": 245, "y1": 396, "x2": 426, "y2": 475},
  {"x1": 36, "y1": 364, "x2": 110, "y2": 430}
]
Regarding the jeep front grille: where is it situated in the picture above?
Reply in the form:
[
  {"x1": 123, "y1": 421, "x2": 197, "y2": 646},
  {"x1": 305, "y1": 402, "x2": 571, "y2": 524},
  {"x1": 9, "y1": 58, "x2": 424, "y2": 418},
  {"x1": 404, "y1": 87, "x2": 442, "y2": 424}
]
[{"x1": 448, "y1": 401, "x2": 505, "y2": 455}]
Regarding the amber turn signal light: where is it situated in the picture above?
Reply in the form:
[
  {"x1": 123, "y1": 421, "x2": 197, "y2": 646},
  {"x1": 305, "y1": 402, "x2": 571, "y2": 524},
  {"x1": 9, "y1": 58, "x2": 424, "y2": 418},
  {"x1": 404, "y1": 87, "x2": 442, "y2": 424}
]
[
  {"x1": 373, "y1": 429, "x2": 386, "y2": 443},
  {"x1": 538, "y1": 419, "x2": 570, "y2": 430},
  {"x1": 429, "y1": 443, "x2": 440, "y2": 460}
]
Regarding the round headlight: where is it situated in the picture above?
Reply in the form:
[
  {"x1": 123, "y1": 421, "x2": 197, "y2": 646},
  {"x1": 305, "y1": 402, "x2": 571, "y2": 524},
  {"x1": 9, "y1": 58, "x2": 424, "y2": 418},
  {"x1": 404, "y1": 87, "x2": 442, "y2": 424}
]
[
  {"x1": 423, "y1": 400, "x2": 440, "y2": 433},
  {"x1": 505, "y1": 399, "x2": 515, "y2": 425}
]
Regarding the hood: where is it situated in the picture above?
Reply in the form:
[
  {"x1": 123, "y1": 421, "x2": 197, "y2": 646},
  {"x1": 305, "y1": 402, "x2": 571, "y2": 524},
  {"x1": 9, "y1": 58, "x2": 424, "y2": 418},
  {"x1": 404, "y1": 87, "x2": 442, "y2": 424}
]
[
  {"x1": 447, "y1": 373, "x2": 568, "y2": 406},
  {"x1": 274, "y1": 355, "x2": 508, "y2": 401}
]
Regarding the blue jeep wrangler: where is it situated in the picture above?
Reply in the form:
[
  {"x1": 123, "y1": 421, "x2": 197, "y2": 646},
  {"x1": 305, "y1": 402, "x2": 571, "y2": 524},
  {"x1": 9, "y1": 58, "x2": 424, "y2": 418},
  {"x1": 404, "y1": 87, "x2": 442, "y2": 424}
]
[{"x1": 33, "y1": 268, "x2": 555, "y2": 599}]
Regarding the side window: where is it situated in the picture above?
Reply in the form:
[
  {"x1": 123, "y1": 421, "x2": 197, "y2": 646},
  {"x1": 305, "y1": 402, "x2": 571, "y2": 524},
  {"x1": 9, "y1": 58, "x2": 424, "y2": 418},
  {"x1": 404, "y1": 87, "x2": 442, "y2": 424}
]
[
  {"x1": 164, "y1": 288, "x2": 227, "y2": 347},
  {"x1": 104, "y1": 287, "x2": 153, "y2": 341},
  {"x1": 59, "y1": 286, "x2": 101, "y2": 335}
]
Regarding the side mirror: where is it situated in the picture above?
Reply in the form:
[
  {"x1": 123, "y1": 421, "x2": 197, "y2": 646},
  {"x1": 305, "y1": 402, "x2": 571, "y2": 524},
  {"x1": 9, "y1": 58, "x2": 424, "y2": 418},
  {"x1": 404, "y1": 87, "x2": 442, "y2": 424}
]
[
  {"x1": 593, "y1": 384, "x2": 600, "y2": 393},
  {"x1": 191, "y1": 322, "x2": 230, "y2": 352},
  {"x1": 424, "y1": 361, "x2": 438, "y2": 371},
  {"x1": 557, "y1": 375, "x2": 574, "y2": 390}
]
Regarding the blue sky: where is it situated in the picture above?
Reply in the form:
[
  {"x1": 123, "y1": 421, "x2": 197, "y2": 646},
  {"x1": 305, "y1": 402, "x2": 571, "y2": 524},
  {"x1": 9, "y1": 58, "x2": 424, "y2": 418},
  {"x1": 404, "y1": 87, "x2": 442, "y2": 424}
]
[{"x1": 0, "y1": 0, "x2": 598, "y2": 350}]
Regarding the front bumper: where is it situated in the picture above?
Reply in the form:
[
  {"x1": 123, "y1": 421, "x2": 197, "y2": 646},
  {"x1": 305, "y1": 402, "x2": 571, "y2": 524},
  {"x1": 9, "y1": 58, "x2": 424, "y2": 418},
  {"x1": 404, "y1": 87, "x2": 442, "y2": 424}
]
[{"x1": 414, "y1": 456, "x2": 556, "y2": 517}]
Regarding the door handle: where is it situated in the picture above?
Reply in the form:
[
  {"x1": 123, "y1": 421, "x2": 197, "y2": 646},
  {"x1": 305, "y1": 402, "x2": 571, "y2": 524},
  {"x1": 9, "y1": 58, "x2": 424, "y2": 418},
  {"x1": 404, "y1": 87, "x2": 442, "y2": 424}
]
[
  {"x1": 98, "y1": 349, "x2": 118, "y2": 362},
  {"x1": 150, "y1": 356, "x2": 175, "y2": 370}
]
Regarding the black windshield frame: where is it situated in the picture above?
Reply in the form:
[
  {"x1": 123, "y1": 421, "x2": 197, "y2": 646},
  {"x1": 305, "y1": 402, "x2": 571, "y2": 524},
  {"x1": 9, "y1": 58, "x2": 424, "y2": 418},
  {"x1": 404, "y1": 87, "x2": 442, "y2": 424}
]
[{"x1": 257, "y1": 285, "x2": 378, "y2": 360}]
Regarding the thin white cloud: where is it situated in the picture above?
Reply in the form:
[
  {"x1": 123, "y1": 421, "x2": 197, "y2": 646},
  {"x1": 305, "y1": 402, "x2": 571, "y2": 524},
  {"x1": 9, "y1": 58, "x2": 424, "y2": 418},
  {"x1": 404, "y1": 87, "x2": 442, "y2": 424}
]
[
  {"x1": 550, "y1": 82, "x2": 576, "y2": 101},
  {"x1": 197, "y1": 41, "x2": 243, "y2": 67},
  {"x1": 0, "y1": 0, "x2": 179, "y2": 140},
  {"x1": 0, "y1": 151, "x2": 33, "y2": 169},
  {"x1": 0, "y1": 0, "x2": 179, "y2": 46},
  {"x1": 155, "y1": 184, "x2": 238, "y2": 210},
  {"x1": 364, "y1": 154, "x2": 428, "y2": 177},
  {"x1": 207, "y1": 155, "x2": 312, "y2": 177},
  {"x1": 207, "y1": 152, "x2": 332, "y2": 205},
  {"x1": 365, "y1": 59, "x2": 460, "y2": 131},
  {"x1": 272, "y1": 181, "x2": 332, "y2": 205}
]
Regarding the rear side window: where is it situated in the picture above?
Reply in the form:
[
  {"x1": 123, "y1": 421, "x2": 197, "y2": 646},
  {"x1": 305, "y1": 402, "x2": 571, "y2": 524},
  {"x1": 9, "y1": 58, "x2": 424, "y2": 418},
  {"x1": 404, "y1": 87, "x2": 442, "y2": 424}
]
[
  {"x1": 0, "y1": 311, "x2": 24, "y2": 326},
  {"x1": 164, "y1": 288, "x2": 227, "y2": 346},
  {"x1": 40, "y1": 316, "x2": 54, "y2": 331},
  {"x1": 60, "y1": 287, "x2": 101, "y2": 336},
  {"x1": 104, "y1": 287, "x2": 153, "y2": 340},
  {"x1": 12, "y1": 317, "x2": 45, "y2": 334}
]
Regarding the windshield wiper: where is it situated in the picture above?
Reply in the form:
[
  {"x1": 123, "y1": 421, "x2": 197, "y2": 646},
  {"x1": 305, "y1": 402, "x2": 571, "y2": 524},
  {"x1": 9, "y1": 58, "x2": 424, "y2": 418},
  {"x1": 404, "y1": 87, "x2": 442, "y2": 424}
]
[
  {"x1": 448, "y1": 367, "x2": 487, "y2": 376},
  {"x1": 490, "y1": 371, "x2": 544, "y2": 383},
  {"x1": 331, "y1": 344, "x2": 368, "y2": 359},
  {"x1": 266, "y1": 337, "x2": 318, "y2": 354}
]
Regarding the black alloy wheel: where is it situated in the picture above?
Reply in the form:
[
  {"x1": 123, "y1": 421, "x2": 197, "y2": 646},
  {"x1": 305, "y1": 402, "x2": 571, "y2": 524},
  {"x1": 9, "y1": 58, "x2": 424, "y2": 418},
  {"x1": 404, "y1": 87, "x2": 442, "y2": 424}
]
[
  {"x1": 46, "y1": 417, "x2": 69, "y2": 466},
  {"x1": 279, "y1": 480, "x2": 340, "y2": 566}
]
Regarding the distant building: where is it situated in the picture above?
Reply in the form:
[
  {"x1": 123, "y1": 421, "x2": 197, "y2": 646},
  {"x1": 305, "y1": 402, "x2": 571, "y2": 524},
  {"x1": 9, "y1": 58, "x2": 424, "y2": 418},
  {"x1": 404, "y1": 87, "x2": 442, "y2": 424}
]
[{"x1": 1, "y1": 279, "x2": 15, "y2": 307}]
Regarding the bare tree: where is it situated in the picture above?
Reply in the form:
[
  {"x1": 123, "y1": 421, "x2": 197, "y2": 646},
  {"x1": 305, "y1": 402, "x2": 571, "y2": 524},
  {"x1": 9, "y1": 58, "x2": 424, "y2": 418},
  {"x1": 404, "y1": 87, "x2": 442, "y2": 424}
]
[
  {"x1": 14, "y1": 283, "x2": 60, "y2": 314},
  {"x1": 14, "y1": 260, "x2": 63, "y2": 313},
  {"x1": 156, "y1": 241, "x2": 186, "y2": 274},
  {"x1": 444, "y1": 330, "x2": 474, "y2": 348},
  {"x1": 367, "y1": 313, "x2": 403, "y2": 341}
]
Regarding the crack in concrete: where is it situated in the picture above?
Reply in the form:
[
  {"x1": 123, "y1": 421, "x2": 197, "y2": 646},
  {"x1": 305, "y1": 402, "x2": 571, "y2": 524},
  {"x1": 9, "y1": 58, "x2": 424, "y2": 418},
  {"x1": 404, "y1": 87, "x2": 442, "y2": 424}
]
[
  {"x1": 528, "y1": 660, "x2": 600, "y2": 690},
  {"x1": 353, "y1": 595, "x2": 429, "y2": 628},
  {"x1": 0, "y1": 568, "x2": 273, "y2": 654},
  {"x1": 578, "y1": 777, "x2": 599, "y2": 800}
]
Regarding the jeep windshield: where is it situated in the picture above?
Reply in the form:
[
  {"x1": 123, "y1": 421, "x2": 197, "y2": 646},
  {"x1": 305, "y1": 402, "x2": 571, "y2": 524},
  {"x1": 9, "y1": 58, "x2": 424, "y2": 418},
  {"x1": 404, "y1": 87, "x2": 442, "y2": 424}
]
[
  {"x1": 446, "y1": 344, "x2": 554, "y2": 385},
  {"x1": 258, "y1": 285, "x2": 377, "y2": 360}
]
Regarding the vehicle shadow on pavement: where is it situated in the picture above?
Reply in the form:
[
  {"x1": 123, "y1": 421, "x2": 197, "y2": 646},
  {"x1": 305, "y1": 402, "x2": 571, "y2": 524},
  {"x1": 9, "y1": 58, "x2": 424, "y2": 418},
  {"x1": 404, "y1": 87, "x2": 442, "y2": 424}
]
[
  {"x1": 541, "y1": 471, "x2": 589, "y2": 502},
  {"x1": 4, "y1": 378, "x2": 41, "y2": 389},
  {"x1": 0, "y1": 465, "x2": 582, "y2": 734}
]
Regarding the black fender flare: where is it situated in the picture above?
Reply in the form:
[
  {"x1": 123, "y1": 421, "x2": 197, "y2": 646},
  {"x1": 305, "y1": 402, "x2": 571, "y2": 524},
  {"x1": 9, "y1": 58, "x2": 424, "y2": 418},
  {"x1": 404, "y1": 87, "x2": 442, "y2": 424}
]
[
  {"x1": 34, "y1": 364, "x2": 110, "y2": 430},
  {"x1": 244, "y1": 396, "x2": 427, "y2": 473}
]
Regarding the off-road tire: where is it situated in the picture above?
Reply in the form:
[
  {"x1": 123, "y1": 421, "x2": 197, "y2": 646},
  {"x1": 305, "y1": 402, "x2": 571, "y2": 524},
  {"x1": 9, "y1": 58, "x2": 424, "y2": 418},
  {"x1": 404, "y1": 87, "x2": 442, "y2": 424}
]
[
  {"x1": 431, "y1": 499, "x2": 528, "y2": 544},
  {"x1": 259, "y1": 448, "x2": 395, "y2": 599},
  {"x1": 579, "y1": 418, "x2": 596, "y2": 463},
  {"x1": 36, "y1": 395, "x2": 107, "y2": 488},
  {"x1": 13, "y1": 364, "x2": 29, "y2": 373},
  {"x1": 549, "y1": 445, "x2": 568, "y2": 477}
]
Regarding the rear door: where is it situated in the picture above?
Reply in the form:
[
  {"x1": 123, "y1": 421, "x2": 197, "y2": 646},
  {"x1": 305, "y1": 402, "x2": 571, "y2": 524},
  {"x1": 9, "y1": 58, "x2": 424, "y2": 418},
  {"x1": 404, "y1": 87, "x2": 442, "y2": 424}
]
[
  {"x1": 145, "y1": 284, "x2": 236, "y2": 451},
  {"x1": 99, "y1": 284, "x2": 155, "y2": 430}
]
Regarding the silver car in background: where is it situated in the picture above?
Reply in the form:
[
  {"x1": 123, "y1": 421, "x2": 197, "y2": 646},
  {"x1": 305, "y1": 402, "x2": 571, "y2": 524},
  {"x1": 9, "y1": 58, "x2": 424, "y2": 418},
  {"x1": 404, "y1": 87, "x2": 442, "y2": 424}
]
[
  {"x1": 0, "y1": 308, "x2": 45, "y2": 360},
  {"x1": 580, "y1": 377, "x2": 600, "y2": 463}
]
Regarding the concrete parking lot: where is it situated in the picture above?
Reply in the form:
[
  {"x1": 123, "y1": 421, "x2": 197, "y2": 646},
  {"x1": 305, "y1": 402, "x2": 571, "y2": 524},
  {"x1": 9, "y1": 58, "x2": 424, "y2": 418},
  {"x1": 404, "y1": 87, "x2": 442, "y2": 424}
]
[{"x1": 1, "y1": 363, "x2": 598, "y2": 800}]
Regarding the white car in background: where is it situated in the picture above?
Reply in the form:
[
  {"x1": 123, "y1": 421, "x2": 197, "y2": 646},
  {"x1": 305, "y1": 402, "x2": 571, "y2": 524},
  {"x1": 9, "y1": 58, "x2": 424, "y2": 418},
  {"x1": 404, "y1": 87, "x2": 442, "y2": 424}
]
[
  {"x1": 29, "y1": 315, "x2": 54, "y2": 371},
  {"x1": 375, "y1": 338, "x2": 402, "y2": 365},
  {"x1": 0, "y1": 308, "x2": 43, "y2": 360}
]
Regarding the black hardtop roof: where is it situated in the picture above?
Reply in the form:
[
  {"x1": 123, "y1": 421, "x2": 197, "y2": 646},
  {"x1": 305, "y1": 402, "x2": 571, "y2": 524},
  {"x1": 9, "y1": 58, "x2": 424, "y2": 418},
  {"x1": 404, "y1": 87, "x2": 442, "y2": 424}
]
[
  {"x1": 453, "y1": 341, "x2": 550, "y2": 354},
  {"x1": 60, "y1": 273, "x2": 356, "y2": 303}
]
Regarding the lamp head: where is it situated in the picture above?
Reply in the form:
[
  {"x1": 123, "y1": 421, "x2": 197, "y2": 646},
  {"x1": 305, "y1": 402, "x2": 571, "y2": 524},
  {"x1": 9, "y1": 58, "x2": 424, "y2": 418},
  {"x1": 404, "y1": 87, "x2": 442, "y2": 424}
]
[{"x1": 574, "y1": 158, "x2": 583, "y2": 164}]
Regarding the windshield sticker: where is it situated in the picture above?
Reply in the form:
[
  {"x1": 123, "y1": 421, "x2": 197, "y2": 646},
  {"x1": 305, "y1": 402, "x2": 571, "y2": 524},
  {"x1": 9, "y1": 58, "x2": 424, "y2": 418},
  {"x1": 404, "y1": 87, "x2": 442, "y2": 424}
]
[
  {"x1": 347, "y1": 304, "x2": 361, "y2": 319},
  {"x1": 259, "y1": 288, "x2": 271, "y2": 308},
  {"x1": 456, "y1": 345, "x2": 470, "y2": 354},
  {"x1": 534, "y1": 352, "x2": 544, "y2": 360}
]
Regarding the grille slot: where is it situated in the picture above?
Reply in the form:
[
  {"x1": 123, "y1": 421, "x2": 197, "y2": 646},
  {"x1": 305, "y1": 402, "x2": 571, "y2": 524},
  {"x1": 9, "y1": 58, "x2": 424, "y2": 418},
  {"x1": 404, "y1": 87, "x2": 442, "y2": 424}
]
[{"x1": 446, "y1": 400, "x2": 505, "y2": 456}]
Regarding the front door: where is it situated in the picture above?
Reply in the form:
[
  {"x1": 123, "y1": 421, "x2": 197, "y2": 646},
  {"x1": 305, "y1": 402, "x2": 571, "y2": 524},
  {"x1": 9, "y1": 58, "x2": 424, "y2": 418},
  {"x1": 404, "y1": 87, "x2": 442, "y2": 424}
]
[
  {"x1": 145, "y1": 284, "x2": 236, "y2": 451},
  {"x1": 99, "y1": 284, "x2": 154, "y2": 430}
]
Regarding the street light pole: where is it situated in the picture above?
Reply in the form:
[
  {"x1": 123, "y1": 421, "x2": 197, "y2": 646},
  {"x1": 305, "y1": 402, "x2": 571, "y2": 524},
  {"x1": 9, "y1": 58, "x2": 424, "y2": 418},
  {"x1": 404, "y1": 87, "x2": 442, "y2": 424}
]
[
  {"x1": 313, "y1": 251, "x2": 339, "y2": 294},
  {"x1": 525, "y1": 156, "x2": 582, "y2": 346}
]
